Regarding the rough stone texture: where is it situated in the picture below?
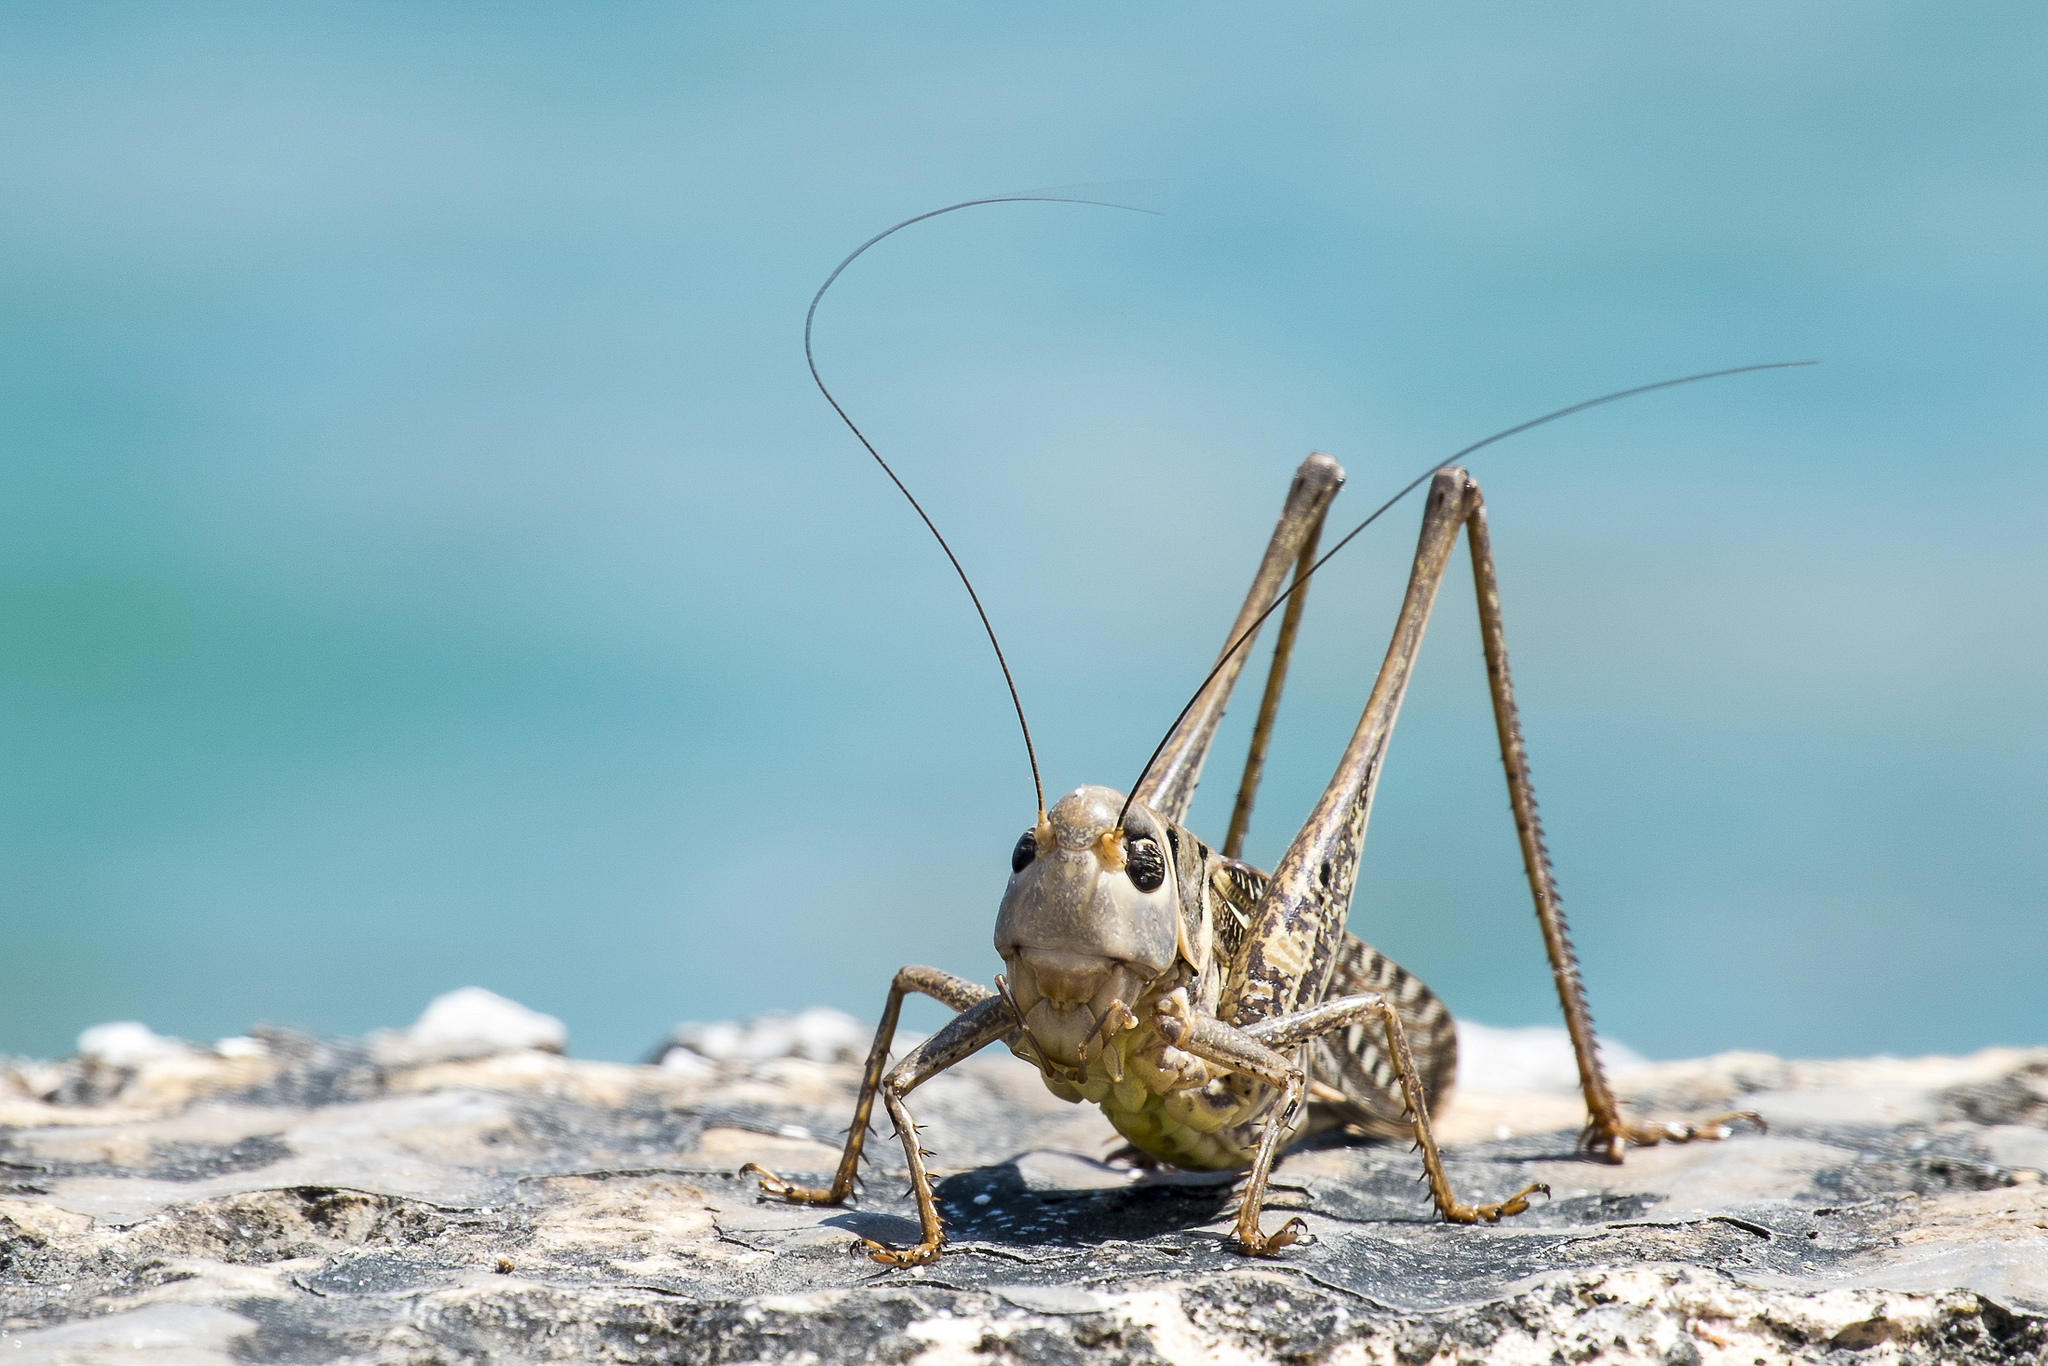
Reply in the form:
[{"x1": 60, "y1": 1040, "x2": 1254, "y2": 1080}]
[{"x1": 2, "y1": 1021, "x2": 2044, "y2": 1364}]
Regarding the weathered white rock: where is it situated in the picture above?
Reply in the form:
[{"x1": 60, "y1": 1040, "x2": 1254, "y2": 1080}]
[
  {"x1": 656, "y1": 1005, "x2": 873, "y2": 1069},
  {"x1": 1454, "y1": 1019, "x2": 1650, "y2": 1093},
  {"x1": 74, "y1": 1022, "x2": 190, "y2": 1069},
  {"x1": 404, "y1": 987, "x2": 566, "y2": 1055},
  {"x1": 211, "y1": 1036, "x2": 267, "y2": 1061},
  {"x1": 2, "y1": 1016, "x2": 2043, "y2": 1363}
]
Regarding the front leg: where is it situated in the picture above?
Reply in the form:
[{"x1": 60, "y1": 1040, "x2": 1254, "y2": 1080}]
[
  {"x1": 861, "y1": 996, "x2": 1014, "y2": 1266},
  {"x1": 744, "y1": 965, "x2": 992, "y2": 1207}
]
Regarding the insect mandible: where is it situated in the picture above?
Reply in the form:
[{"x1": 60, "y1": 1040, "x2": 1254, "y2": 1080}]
[{"x1": 744, "y1": 197, "x2": 1805, "y2": 1266}]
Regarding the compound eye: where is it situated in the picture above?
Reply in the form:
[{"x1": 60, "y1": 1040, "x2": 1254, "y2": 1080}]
[
  {"x1": 1124, "y1": 835, "x2": 1166, "y2": 892},
  {"x1": 1010, "y1": 830, "x2": 1039, "y2": 874}
]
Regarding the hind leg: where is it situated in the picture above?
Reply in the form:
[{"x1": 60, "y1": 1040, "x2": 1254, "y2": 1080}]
[{"x1": 1465, "y1": 502, "x2": 1762, "y2": 1159}]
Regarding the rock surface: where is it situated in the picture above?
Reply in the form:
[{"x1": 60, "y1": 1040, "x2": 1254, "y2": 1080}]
[{"x1": 2, "y1": 1011, "x2": 2045, "y2": 1364}]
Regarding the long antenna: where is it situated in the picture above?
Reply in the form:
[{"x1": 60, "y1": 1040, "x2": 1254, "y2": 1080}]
[
  {"x1": 1117, "y1": 359, "x2": 1818, "y2": 828},
  {"x1": 807, "y1": 195, "x2": 1159, "y2": 819}
]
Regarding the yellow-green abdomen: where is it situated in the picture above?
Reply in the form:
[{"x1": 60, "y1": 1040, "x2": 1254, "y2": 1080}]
[{"x1": 1100, "y1": 1088, "x2": 1257, "y2": 1172}]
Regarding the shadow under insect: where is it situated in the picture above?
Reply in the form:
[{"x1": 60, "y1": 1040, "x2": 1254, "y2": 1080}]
[{"x1": 924, "y1": 1160, "x2": 1241, "y2": 1246}]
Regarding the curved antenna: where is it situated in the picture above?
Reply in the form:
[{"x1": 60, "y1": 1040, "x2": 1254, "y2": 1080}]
[
  {"x1": 1117, "y1": 359, "x2": 1818, "y2": 828},
  {"x1": 807, "y1": 195, "x2": 1160, "y2": 819}
]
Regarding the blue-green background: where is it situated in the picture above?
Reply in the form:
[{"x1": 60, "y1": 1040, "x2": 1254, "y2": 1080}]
[{"x1": 2, "y1": 4, "x2": 2042, "y2": 1063}]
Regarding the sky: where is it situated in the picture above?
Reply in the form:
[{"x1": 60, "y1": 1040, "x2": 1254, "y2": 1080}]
[{"x1": 0, "y1": 3, "x2": 2043, "y2": 1063}]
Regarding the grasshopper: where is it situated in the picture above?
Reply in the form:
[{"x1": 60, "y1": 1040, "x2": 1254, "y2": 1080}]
[{"x1": 745, "y1": 199, "x2": 1786, "y2": 1266}]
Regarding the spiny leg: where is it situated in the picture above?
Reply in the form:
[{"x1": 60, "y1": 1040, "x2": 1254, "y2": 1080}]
[
  {"x1": 1197, "y1": 467, "x2": 1753, "y2": 1216},
  {"x1": 1162, "y1": 471, "x2": 1518, "y2": 1247},
  {"x1": 859, "y1": 996, "x2": 1013, "y2": 1266},
  {"x1": 1464, "y1": 492, "x2": 1764, "y2": 1160},
  {"x1": 1222, "y1": 470, "x2": 1758, "y2": 1154},
  {"x1": 1247, "y1": 993, "x2": 1548, "y2": 1223},
  {"x1": 1154, "y1": 1005, "x2": 1313, "y2": 1255},
  {"x1": 1307, "y1": 933, "x2": 1460, "y2": 1140},
  {"x1": 743, "y1": 965, "x2": 992, "y2": 1205},
  {"x1": 1162, "y1": 994, "x2": 1540, "y2": 1254}
]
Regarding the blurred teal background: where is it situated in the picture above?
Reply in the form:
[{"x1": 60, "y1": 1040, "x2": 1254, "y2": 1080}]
[{"x1": 1, "y1": 4, "x2": 2042, "y2": 1064}]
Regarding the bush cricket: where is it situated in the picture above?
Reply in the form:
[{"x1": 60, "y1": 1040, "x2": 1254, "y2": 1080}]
[{"x1": 745, "y1": 198, "x2": 1804, "y2": 1266}]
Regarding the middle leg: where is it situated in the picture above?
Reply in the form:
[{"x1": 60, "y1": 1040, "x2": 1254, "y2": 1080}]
[
  {"x1": 1243, "y1": 993, "x2": 1549, "y2": 1224},
  {"x1": 1160, "y1": 992, "x2": 1544, "y2": 1256}
]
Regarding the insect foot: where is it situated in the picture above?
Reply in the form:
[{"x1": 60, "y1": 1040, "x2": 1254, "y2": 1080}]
[
  {"x1": 858, "y1": 1234, "x2": 945, "y2": 1267},
  {"x1": 739, "y1": 1162, "x2": 846, "y2": 1206},
  {"x1": 1232, "y1": 1214, "x2": 1309, "y2": 1257},
  {"x1": 1580, "y1": 1110, "x2": 1768, "y2": 1164},
  {"x1": 1444, "y1": 1181, "x2": 1551, "y2": 1224}
]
